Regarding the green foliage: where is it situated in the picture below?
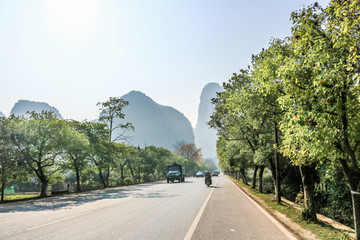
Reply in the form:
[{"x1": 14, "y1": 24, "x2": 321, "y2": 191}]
[
  {"x1": 209, "y1": 0, "x2": 360, "y2": 232},
  {"x1": 280, "y1": 165, "x2": 302, "y2": 202},
  {"x1": 10, "y1": 111, "x2": 66, "y2": 197},
  {"x1": 315, "y1": 165, "x2": 354, "y2": 228},
  {"x1": 60, "y1": 120, "x2": 91, "y2": 191},
  {"x1": 254, "y1": 146, "x2": 272, "y2": 166},
  {"x1": 0, "y1": 116, "x2": 28, "y2": 201},
  {"x1": 97, "y1": 96, "x2": 134, "y2": 142},
  {"x1": 0, "y1": 101, "x2": 197, "y2": 199}
]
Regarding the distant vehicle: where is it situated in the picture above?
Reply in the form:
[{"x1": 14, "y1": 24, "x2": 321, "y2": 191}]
[
  {"x1": 212, "y1": 171, "x2": 219, "y2": 177},
  {"x1": 195, "y1": 171, "x2": 204, "y2": 177},
  {"x1": 166, "y1": 162, "x2": 185, "y2": 183}
]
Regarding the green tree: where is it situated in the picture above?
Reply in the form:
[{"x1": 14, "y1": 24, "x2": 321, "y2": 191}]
[
  {"x1": 61, "y1": 121, "x2": 90, "y2": 192},
  {"x1": 97, "y1": 97, "x2": 134, "y2": 186},
  {"x1": 12, "y1": 111, "x2": 64, "y2": 197},
  {"x1": 0, "y1": 116, "x2": 25, "y2": 201},
  {"x1": 217, "y1": 137, "x2": 251, "y2": 184},
  {"x1": 81, "y1": 121, "x2": 112, "y2": 188},
  {"x1": 126, "y1": 145, "x2": 143, "y2": 183},
  {"x1": 278, "y1": 1, "x2": 360, "y2": 234},
  {"x1": 97, "y1": 97, "x2": 134, "y2": 142},
  {"x1": 209, "y1": 68, "x2": 281, "y2": 193},
  {"x1": 251, "y1": 38, "x2": 293, "y2": 203},
  {"x1": 154, "y1": 147, "x2": 173, "y2": 179},
  {"x1": 112, "y1": 142, "x2": 128, "y2": 185},
  {"x1": 141, "y1": 146, "x2": 160, "y2": 182}
]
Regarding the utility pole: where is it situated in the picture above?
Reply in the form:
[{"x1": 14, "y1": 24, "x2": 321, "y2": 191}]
[{"x1": 274, "y1": 122, "x2": 281, "y2": 204}]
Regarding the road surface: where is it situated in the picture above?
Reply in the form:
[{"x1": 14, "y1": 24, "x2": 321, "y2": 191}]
[{"x1": 0, "y1": 175, "x2": 297, "y2": 240}]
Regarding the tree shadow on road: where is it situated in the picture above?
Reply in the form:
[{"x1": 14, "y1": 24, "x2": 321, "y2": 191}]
[{"x1": 0, "y1": 183, "x2": 179, "y2": 213}]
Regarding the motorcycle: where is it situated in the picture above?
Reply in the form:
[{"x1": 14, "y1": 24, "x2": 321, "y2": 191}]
[{"x1": 205, "y1": 174, "x2": 212, "y2": 187}]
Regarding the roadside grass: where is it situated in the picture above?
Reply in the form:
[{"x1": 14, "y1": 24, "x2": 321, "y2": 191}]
[
  {"x1": 3, "y1": 194, "x2": 40, "y2": 201},
  {"x1": 230, "y1": 177, "x2": 353, "y2": 240}
]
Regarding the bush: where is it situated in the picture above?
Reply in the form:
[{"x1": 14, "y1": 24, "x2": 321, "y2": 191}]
[
  {"x1": 281, "y1": 165, "x2": 302, "y2": 202},
  {"x1": 315, "y1": 165, "x2": 353, "y2": 228},
  {"x1": 124, "y1": 178, "x2": 133, "y2": 185}
]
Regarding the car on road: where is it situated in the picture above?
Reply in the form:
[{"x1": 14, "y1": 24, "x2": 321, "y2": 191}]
[
  {"x1": 212, "y1": 171, "x2": 219, "y2": 177},
  {"x1": 195, "y1": 171, "x2": 204, "y2": 177}
]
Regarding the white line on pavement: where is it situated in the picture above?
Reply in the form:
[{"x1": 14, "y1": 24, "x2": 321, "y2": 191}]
[
  {"x1": 228, "y1": 177, "x2": 298, "y2": 240},
  {"x1": 183, "y1": 176, "x2": 220, "y2": 240},
  {"x1": 26, "y1": 211, "x2": 92, "y2": 231}
]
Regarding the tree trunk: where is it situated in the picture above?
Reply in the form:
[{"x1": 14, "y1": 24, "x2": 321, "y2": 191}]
[
  {"x1": 137, "y1": 163, "x2": 141, "y2": 184},
  {"x1": 40, "y1": 180, "x2": 48, "y2": 197},
  {"x1": 351, "y1": 190, "x2": 360, "y2": 240},
  {"x1": 1, "y1": 183, "x2": 4, "y2": 202},
  {"x1": 75, "y1": 166, "x2": 81, "y2": 192},
  {"x1": 129, "y1": 164, "x2": 137, "y2": 183},
  {"x1": 240, "y1": 168, "x2": 248, "y2": 185},
  {"x1": 342, "y1": 164, "x2": 360, "y2": 240},
  {"x1": 252, "y1": 165, "x2": 259, "y2": 189},
  {"x1": 1, "y1": 168, "x2": 5, "y2": 202},
  {"x1": 120, "y1": 165, "x2": 125, "y2": 185},
  {"x1": 268, "y1": 157, "x2": 279, "y2": 196},
  {"x1": 299, "y1": 166, "x2": 317, "y2": 221},
  {"x1": 98, "y1": 168, "x2": 106, "y2": 188},
  {"x1": 106, "y1": 166, "x2": 110, "y2": 187},
  {"x1": 36, "y1": 161, "x2": 48, "y2": 197},
  {"x1": 259, "y1": 165, "x2": 265, "y2": 193}
]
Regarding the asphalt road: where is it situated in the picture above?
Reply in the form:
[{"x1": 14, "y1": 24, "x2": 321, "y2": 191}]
[
  {"x1": 0, "y1": 175, "x2": 297, "y2": 240},
  {"x1": 190, "y1": 176, "x2": 297, "y2": 240}
]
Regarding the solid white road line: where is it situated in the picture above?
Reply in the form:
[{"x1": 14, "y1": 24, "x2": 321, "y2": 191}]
[
  {"x1": 228, "y1": 177, "x2": 298, "y2": 240},
  {"x1": 183, "y1": 177, "x2": 220, "y2": 240},
  {"x1": 26, "y1": 211, "x2": 92, "y2": 231}
]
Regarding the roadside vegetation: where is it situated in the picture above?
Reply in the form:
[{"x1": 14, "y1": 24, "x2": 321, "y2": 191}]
[
  {"x1": 0, "y1": 97, "x2": 216, "y2": 203},
  {"x1": 3, "y1": 194, "x2": 40, "y2": 202},
  {"x1": 209, "y1": 1, "x2": 360, "y2": 239}
]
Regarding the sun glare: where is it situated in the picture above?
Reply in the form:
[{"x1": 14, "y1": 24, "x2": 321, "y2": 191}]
[{"x1": 47, "y1": 0, "x2": 100, "y2": 31}]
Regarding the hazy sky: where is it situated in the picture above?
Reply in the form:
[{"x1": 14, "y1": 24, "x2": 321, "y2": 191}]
[{"x1": 0, "y1": 0, "x2": 330, "y2": 127}]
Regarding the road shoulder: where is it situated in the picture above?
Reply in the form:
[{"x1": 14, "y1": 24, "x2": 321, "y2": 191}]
[
  {"x1": 230, "y1": 177, "x2": 356, "y2": 239},
  {"x1": 190, "y1": 175, "x2": 298, "y2": 240},
  {"x1": 231, "y1": 179, "x2": 317, "y2": 240}
]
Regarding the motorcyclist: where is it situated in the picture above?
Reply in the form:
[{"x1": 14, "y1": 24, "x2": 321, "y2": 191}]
[{"x1": 205, "y1": 171, "x2": 212, "y2": 186}]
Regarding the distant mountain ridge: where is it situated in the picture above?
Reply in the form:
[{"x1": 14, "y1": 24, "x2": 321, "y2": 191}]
[
  {"x1": 119, "y1": 91, "x2": 194, "y2": 151},
  {"x1": 0, "y1": 111, "x2": 5, "y2": 118},
  {"x1": 194, "y1": 82, "x2": 223, "y2": 159},
  {"x1": 5, "y1": 86, "x2": 219, "y2": 154},
  {"x1": 10, "y1": 100, "x2": 63, "y2": 119}
]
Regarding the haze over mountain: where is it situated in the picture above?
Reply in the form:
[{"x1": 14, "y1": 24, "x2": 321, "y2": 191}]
[
  {"x1": 0, "y1": 111, "x2": 5, "y2": 118},
  {"x1": 118, "y1": 91, "x2": 195, "y2": 151},
  {"x1": 194, "y1": 82, "x2": 223, "y2": 160},
  {"x1": 5, "y1": 87, "x2": 219, "y2": 155},
  {"x1": 10, "y1": 100, "x2": 63, "y2": 119}
]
